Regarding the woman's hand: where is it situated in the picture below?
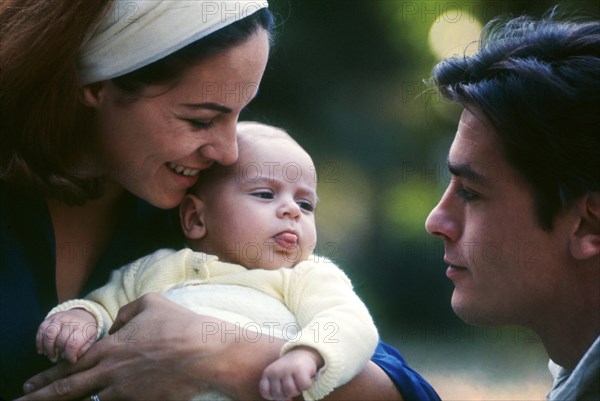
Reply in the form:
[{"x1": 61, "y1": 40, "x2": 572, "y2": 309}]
[{"x1": 17, "y1": 293, "x2": 283, "y2": 401}]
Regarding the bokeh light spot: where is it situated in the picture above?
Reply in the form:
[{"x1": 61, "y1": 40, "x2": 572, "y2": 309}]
[{"x1": 428, "y1": 8, "x2": 482, "y2": 59}]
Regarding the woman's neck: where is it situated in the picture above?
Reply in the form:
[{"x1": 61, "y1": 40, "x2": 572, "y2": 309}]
[{"x1": 48, "y1": 182, "x2": 125, "y2": 302}]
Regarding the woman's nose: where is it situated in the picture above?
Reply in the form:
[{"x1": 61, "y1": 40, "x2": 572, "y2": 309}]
[
  {"x1": 198, "y1": 121, "x2": 238, "y2": 165},
  {"x1": 425, "y1": 190, "x2": 461, "y2": 242}
]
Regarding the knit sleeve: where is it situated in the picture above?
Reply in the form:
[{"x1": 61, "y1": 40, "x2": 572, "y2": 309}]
[
  {"x1": 45, "y1": 298, "x2": 112, "y2": 340},
  {"x1": 46, "y1": 248, "x2": 183, "y2": 338},
  {"x1": 280, "y1": 256, "x2": 379, "y2": 400}
]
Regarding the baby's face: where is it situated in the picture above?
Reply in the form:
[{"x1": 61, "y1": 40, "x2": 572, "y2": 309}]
[{"x1": 199, "y1": 135, "x2": 318, "y2": 269}]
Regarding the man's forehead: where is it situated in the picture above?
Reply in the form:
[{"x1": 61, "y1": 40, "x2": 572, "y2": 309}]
[{"x1": 448, "y1": 108, "x2": 511, "y2": 184}]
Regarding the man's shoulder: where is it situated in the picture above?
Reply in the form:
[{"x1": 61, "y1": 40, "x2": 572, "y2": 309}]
[{"x1": 547, "y1": 336, "x2": 600, "y2": 401}]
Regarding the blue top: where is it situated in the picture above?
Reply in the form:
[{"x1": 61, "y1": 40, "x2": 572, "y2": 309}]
[{"x1": 0, "y1": 182, "x2": 440, "y2": 400}]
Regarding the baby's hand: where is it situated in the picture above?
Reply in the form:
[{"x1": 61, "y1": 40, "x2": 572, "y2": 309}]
[
  {"x1": 259, "y1": 346, "x2": 324, "y2": 401},
  {"x1": 36, "y1": 308, "x2": 98, "y2": 363}
]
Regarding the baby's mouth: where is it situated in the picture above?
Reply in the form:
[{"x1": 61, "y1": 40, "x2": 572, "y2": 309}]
[{"x1": 273, "y1": 232, "x2": 298, "y2": 249}]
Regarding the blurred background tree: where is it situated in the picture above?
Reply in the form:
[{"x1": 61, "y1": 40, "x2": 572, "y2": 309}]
[{"x1": 243, "y1": 0, "x2": 599, "y2": 332}]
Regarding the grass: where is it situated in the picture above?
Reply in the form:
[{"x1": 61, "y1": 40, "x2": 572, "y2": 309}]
[{"x1": 383, "y1": 325, "x2": 553, "y2": 400}]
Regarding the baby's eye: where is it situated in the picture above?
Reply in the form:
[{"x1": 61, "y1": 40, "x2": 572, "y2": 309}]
[
  {"x1": 252, "y1": 191, "x2": 274, "y2": 199},
  {"x1": 297, "y1": 200, "x2": 314, "y2": 212}
]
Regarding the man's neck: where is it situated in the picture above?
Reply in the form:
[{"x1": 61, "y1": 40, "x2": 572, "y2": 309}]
[{"x1": 535, "y1": 273, "x2": 600, "y2": 370}]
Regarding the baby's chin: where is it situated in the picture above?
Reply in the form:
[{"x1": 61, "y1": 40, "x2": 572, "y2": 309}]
[{"x1": 242, "y1": 255, "x2": 301, "y2": 271}]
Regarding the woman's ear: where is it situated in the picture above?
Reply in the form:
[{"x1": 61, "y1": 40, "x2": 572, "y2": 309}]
[
  {"x1": 570, "y1": 192, "x2": 600, "y2": 260},
  {"x1": 179, "y1": 194, "x2": 207, "y2": 240},
  {"x1": 80, "y1": 82, "x2": 106, "y2": 108}
]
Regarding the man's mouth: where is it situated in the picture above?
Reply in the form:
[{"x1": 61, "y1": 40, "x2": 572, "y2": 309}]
[{"x1": 445, "y1": 258, "x2": 469, "y2": 279}]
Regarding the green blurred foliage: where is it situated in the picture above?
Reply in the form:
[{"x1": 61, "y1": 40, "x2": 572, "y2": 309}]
[{"x1": 242, "y1": 0, "x2": 600, "y2": 331}]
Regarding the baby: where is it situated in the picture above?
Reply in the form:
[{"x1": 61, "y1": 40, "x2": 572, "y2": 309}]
[{"x1": 37, "y1": 122, "x2": 378, "y2": 401}]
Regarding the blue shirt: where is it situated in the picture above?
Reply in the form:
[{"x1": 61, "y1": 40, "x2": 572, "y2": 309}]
[{"x1": 0, "y1": 182, "x2": 440, "y2": 400}]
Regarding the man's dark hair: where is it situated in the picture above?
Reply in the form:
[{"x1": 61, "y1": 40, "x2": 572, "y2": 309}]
[{"x1": 432, "y1": 10, "x2": 600, "y2": 230}]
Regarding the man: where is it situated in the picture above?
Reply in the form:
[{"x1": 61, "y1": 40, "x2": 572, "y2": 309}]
[{"x1": 425, "y1": 12, "x2": 599, "y2": 401}]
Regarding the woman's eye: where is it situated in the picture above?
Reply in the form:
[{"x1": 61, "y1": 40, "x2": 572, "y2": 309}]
[
  {"x1": 297, "y1": 201, "x2": 314, "y2": 212},
  {"x1": 186, "y1": 119, "x2": 215, "y2": 130},
  {"x1": 252, "y1": 191, "x2": 274, "y2": 199}
]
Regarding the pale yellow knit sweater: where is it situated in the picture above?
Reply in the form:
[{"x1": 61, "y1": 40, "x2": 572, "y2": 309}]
[{"x1": 49, "y1": 248, "x2": 378, "y2": 400}]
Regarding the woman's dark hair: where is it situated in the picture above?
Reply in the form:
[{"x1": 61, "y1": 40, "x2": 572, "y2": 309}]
[
  {"x1": 1, "y1": 0, "x2": 115, "y2": 203},
  {"x1": 0, "y1": 2, "x2": 274, "y2": 204},
  {"x1": 432, "y1": 11, "x2": 600, "y2": 230}
]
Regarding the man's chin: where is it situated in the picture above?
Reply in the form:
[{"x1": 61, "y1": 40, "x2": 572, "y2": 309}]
[{"x1": 451, "y1": 295, "x2": 496, "y2": 326}]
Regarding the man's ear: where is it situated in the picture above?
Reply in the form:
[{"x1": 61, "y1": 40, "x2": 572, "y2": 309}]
[
  {"x1": 179, "y1": 194, "x2": 207, "y2": 240},
  {"x1": 570, "y1": 192, "x2": 600, "y2": 260},
  {"x1": 80, "y1": 82, "x2": 106, "y2": 108}
]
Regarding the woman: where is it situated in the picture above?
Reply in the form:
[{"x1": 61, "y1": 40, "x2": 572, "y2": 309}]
[{"x1": 0, "y1": 1, "x2": 440, "y2": 400}]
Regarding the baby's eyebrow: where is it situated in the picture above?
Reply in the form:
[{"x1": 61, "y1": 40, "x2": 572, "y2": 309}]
[
  {"x1": 241, "y1": 176, "x2": 318, "y2": 197},
  {"x1": 239, "y1": 175, "x2": 277, "y2": 184},
  {"x1": 447, "y1": 161, "x2": 490, "y2": 188}
]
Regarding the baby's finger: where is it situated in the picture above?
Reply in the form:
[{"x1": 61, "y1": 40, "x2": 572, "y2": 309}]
[
  {"x1": 58, "y1": 320, "x2": 88, "y2": 363},
  {"x1": 38, "y1": 320, "x2": 62, "y2": 360},
  {"x1": 292, "y1": 371, "x2": 312, "y2": 393},
  {"x1": 36, "y1": 325, "x2": 47, "y2": 355},
  {"x1": 61, "y1": 338, "x2": 80, "y2": 364},
  {"x1": 281, "y1": 375, "x2": 301, "y2": 399},
  {"x1": 62, "y1": 327, "x2": 95, "y2": 364},
  {"x1": 53, "y1": 327, "x2": 72, "y2": 361},
  {"x1": 270, "y1": 378, "x2": 285, "y2": 400},
  {"x1": 259, "y1": 376, "x2": 275, "y2": 400}
]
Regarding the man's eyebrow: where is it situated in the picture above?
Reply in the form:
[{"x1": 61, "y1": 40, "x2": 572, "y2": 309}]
[
  {"x1": 447, "y1": 161, "x2": 490, "y2": 187},
  {"x1": 179, "y1": 102, "x2": 232, "y2": 113}
]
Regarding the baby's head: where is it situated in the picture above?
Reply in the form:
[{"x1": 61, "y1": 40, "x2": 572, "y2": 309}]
[{"x1": 180, "y1": 122, "x2": 318, "y2": 269}]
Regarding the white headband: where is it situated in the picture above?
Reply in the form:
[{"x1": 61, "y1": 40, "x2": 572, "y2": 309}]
[{"x1": 78, "y1": 0, "x2": 268, "y2": 85}]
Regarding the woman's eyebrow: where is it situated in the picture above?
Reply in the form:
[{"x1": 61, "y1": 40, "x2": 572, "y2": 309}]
[{"x1": 179, "y1": 102, "x2": 232, "y2": 113}]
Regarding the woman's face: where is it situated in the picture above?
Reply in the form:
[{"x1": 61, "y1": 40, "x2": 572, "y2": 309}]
[{"x1": 84, "y1": 29, "x2": 270, "y2": 209}]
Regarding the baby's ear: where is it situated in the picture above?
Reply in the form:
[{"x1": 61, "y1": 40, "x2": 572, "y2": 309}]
[
  {"x1": 570, "y1": 192, "x2": 600, "y2": 260},
  {"x1": 179, "y1": 194, "x2": 207, "y2": 240}
]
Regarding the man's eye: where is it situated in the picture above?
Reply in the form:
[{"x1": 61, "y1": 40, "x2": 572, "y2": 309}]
[
  {"x1": 297, "y1": 201, "x2": 314, "y2": 212},
  {"x1": 456, "y1": 187, "x2": 478, "y2": 201}
]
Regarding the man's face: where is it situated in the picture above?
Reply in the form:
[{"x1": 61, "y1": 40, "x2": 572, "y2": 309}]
[{"x1": 425, "y1": 108, "x2": 574, "y2": 327}]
